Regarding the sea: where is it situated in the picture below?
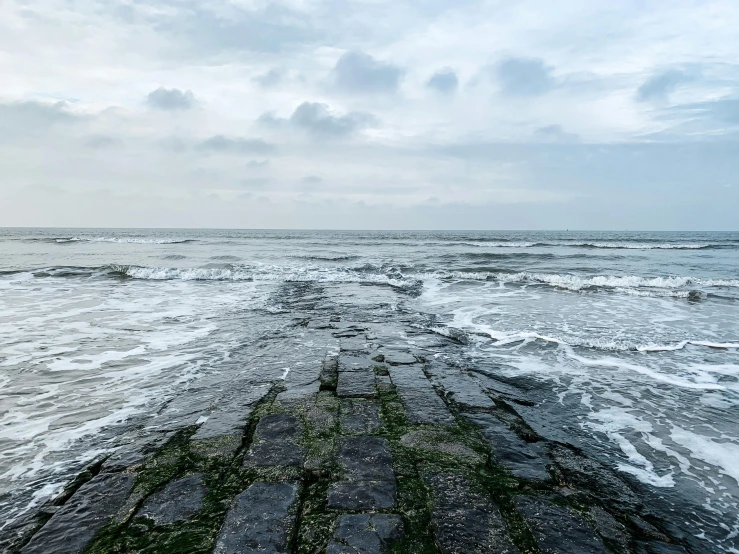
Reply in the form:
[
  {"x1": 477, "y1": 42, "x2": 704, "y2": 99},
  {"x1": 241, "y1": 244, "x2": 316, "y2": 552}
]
[{"x1": 0, "y1": 228, "x2": 738, "y2": 551}]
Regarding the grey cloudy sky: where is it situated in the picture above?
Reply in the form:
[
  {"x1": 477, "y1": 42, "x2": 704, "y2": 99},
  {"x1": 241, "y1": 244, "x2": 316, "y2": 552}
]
[{"x1": 1, "y1": 0, "x2": 737, "y2": 229}]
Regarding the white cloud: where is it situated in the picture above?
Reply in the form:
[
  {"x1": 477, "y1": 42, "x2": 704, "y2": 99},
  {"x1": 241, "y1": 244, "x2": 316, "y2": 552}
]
[{"x1": 0, "y1": 0, "x2": 738, "y2": 228}]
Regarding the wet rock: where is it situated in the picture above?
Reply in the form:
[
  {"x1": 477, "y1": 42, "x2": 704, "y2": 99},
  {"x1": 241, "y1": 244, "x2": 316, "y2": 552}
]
[
  {"x1": 339, "y1": 355, "x2": 374, "y2": 371},
  {"x1": 277, "y1": 381, "x2": 321, "y2": 408},
  {"x1": 137, "y1": 473, "x2": 207, "y2": 525},
  {"x1": 629, "y1": 515, "x2": 670, "y2": 542},
  {"x1": 337, "y1": 369, "x2": 377, "y2": 398},
  {"x1": 590, "y1": 506, "x2": 630, "y2": 549},
  {"x1": 328, "y1": 437, "x2": 397, "y2": 510},
  {"x1": 102, "y1": 432, "x2": 174, "y2": 472},
  {"x1": 465, "y1": 413, "x2": 550, "y2": 481},
  {"x1": 550, "y1": 445, "x2": 640, "y2": 510},
  {"x1": 244, "y1": 413, "x2": 305, "y2": 468},
  {"x1": 192, "y1": 411, "x2": 249, "y2": 441},
  {"x1": 341, "y1": 336, "x2": 374, "y2": 353},
  {"x1": 341, "y1": 399, "x2": 382, "y2": 434},
  {"x1": 21, "y1": 472, "x2": 134, "y2": 554},
  {"x1": 326, "y1": 514, "x2": 404, "y2": 553},
  {"x1": 213, "y1": 481, "x2": 299, "y2": 554},
  {"x1": 191, "y1": 433, "x2": 243, "y2": 459},
  {"x1": 327, "y1": 481, "x2": 397, "y2": 511},
  {"x1": 398, "y1": 388, "x2": 455, "y2": 425},
  {"x1": 515, "y1": 495, "x2": 609, "y2": 553},
  {"x1": 469, "y1": 371, "x2": 534, "y2": 406},
  {"x1": 424, "y1": 363, "x2": 496, "y2": 410},
  {"x1": 382, "y1": 351, "x2": 417, "y2": 365},
  {"x1": 337, "y1": 437, "x2": 394, "y2": 481},
  {"x1": 375, "y1": 372, "x2": 394, "y2": 392},
  {"x1": 401, "y1": 428, "x2": 484, "y2": 464},
  {"x1": 387, "y1": 365, "x2": 454, "y2": 425},
  {"x1": 321, "y1": 356, "x2": 339, "y2": 389},
  {"x1": 424, "y1": 473, "x2": 519, "y2": 554},
  {"x1": 635, "y1": 542, "x2": 689, "y2": 554}
]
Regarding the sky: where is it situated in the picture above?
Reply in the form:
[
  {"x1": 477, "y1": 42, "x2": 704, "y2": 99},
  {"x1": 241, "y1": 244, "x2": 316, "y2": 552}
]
[{"x1": 1, "y1": 0, "x2": 738, "y2": 230}]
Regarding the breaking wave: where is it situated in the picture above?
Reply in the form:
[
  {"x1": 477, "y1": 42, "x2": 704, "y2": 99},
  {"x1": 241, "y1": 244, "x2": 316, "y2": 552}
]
[
  {"x1": 436, "y1": 271, "x2": 739, "y2": 291},
  {"x1": 51, "y1": 237, "x2": 194, "y2": 244}
]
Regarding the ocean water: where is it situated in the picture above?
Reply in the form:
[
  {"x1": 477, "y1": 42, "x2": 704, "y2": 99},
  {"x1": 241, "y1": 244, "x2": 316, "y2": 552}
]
[{"x1": 0, "y1": 228, "x2": 738, "y2": 550}]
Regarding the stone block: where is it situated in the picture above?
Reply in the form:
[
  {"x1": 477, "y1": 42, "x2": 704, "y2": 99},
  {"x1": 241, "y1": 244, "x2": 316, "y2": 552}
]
[{"x1": 213, "y1": 481, "x2": 299, "y2": 554}]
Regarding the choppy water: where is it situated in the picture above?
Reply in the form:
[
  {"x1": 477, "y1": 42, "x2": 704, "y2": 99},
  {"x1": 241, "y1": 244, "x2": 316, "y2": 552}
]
[{"x1": 1, "y1": 228, "x2": 738, "y2": 551}]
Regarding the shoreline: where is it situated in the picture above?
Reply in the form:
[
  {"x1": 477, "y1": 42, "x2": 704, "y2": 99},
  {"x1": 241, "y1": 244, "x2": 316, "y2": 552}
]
[{"x1": 4, "y1": 316, "x2": 696, "y2": 554}]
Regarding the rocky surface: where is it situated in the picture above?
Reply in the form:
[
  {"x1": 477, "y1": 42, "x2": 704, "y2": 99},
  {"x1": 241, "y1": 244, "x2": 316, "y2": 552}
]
[
  {"x1": 213, "y1": 482, "x2": 299, "y2": 554},
  {"x1": 7, "y1": 311, "x2": 698, "y2": 554},
  {"x1": 137, "y1": 473, "x2": 207, "y2": 526},
  {"x1": 20, "y1": 472, "x2": 134, "y2": 554}
]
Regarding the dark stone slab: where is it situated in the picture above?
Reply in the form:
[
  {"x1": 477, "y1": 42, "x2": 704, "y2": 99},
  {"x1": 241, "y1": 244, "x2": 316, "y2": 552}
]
[
  {"x1": 337, "y1": 437, "x2": 394, "y2": 481},
  {"x1": 321, "y1": 356, "x2": 339, "y2": 388},
  {"x1": 386, "y1": 364, "x2": 427, "y2": 389},
  {"x1": 401, "y1": 429, "x2": 484, "y2": 464},
  {"x1": 244, "y1": 413, "x2": 304, "y2": 467},
  {"x1": 213, "y1": 481, "x2": 299, "y2": 554},
  {"x1": 137, "y1": 473, "x2": 207, "y2": 526},
  {"x1": 341, "y1": 399, "x2": 382, "y2": 434},
  {"x1": 629, "y1": 515, "x2": 670, "y2": 542},
  {"x1": 326, "y1": 514, "x2": 404, "y2": 553},
  {"x1": 550, "y1": 445, "x2": 640, "y2": 510},
  {"x1": 192, "y1": 410, "x2": 249, "y2": 440},
  {"x1": 337, "y1": 369, "x2": 377, "y2": 398},
  {"x1": 339, "y1": 355, "x2": 374, "y2": 371},
  {"x1": 382, "y1": 351, "x2": 417, "y2": 365},
  {"x1": 327, "y1": 481, "x2": 397, "y2": 511},
  {"x1": 397, "y1": 388, "x2": 454, "y2": 425},
  {"x1": 102, "y1": 432, "x2": 174, "y2": 472},
  {"x1": 590, "y1": 506, "x2": 629, "y2": 548},
  {"x1": 515, "y1": 495, "x2": 609, "y2": 554},
  {"x1": 386, "y1": 365, "x2": 454, "y2": 425},
  {"x1": 635, "y1": 542, "x2": 689, "y2": 554},
  {"x1": 465, "y1": 413, "x2": 550, "y2": 481},
  {"x1": 21, "y1": 472, "x2": 134, "y2": 554},
  {"x1": 424, "y1": 364, "x2": 496, "y2": 410},
  {"x1": 424, "y1": 473, "x2": 519, "y2": 554}
]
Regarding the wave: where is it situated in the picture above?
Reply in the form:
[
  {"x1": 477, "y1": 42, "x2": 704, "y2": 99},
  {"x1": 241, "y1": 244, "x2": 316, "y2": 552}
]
[
  {"x1": 441, "y1": 325, "x2": 739, "y2": 354},
  {"x1": 437, "y1": 271, "x2": 739, "y2": 291},
  {"x1": 463, "y1": 241, "x2": 724, "y2": 250},
  {"x1": 51, "y1": 237, "x2": 194, "y2": 244},
  {"x1": 566, "y1": 242, "x2": 717, "y2": 250},
  {"x1": 291, "y1": 255, "x2": 362, "y2": 261}
]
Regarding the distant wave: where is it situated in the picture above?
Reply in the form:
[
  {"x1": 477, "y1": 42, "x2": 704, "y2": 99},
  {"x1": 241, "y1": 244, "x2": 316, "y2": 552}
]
[
  {"x1": 462, "y1": 241, "x2": 726, "y2": 250},
  {"x1": 439, "y1": 271, "x2": 739, "y2": 290},
  {"x1": 440, "y1": 326, "x2": 739, "y2": 355},
  {"x1": 291, "y1": 255, "x2": 362, "y2": 262},
  {"x1": 50, "y1": 237, "x2": 195, "y2": 244}
]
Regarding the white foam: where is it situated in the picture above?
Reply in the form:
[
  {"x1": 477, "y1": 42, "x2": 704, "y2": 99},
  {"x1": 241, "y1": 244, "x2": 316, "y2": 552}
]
[
  {"x1": 59, "y1": 237, "x2": 191, "y2": 244},
  {"x1": 670, "y1": 425, "x2": 739, "y2": 486}
]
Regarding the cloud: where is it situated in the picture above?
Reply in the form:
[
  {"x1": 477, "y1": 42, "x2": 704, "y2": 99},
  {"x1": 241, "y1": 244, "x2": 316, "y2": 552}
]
[
  {"x1": 198, "y1": 135, "x2": 276, "y2": 154},
  {"x1": 84, "y1": 135, "x2": 120, "y2": 149},
  {"x1": 152, "y1": 3, "x2": 319, "y2": 55},
  {"x1": 289, "y1": 102, "x2": 377, "y2": 137},
  {"x1": 242, "y1": 177, "x2": 271, "y2": 188},
  {"x1": 495, "y1": 57, "x2": 554, "y2": 95},
  {"x1": 247, "y1": 159, "x2": 270, "y2": 169},
  {"x1": 667, "y1": 97, "x2": 739, "y2": 126},
  {"x1": 332, "y1": 51, "x2": 404, "y2": 94},
  {"x1": 146, "y1": 87, "x2": 196, "y2": 110},
  {"x1": 0, "y1": 101, "x2": 82, "y2": 136},
  {"x1": 636, "y1": 69, "x2": 691, "y2": 102},
  {"x1": 426, "y1": 68, "x2": 458, "y2": 94},
  {"x1": 253, "y1": 68, "x2": 284, "y2": 87},
  {"x1": 302, "y1": 175, "x2": 323, "y2": 184},
  {"x1": 533, "y1": 125, "x2": 578, "y2": 143}
]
